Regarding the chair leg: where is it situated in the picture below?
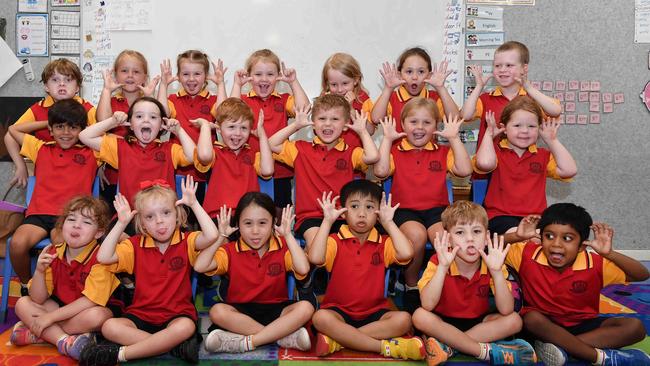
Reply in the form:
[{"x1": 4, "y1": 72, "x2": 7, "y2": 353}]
[{"x1": 1, "y1": 236, "x2": 15, "y2": 323}]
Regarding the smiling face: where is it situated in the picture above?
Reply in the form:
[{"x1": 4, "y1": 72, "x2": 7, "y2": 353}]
[
  {"x1": 504, "y1": 109, "x2": 539, "y2": 154},
  {"x1": 250, "y1": 61, "x2": 279, "y2": 100},
  {"x1": 219, "y1": 117, "x2": 251, "y2": 152},
  {"x1": 492, "y1": 49, "x2": 528, "y2": 88},
  {"x1": 342, "y1": 193, "x2": 379, "y2": 236},
  {"x1": 400, "y1": 55, "x2": 430, "y2": 96},
  {"x1": 541, "y1": 223, "x2": 582, "y2": 271},
  {"x1": 238, "y1": 203, "x2": 274, "y2": 251},
  {"x1": 115, "y1": 55, "x2": 147, "y2": 93},
  {"x1": 62, "y1": 208, "x2": 103, "y2": 249},
  {"x1": 139, "y1": 196, "x2": 177, "y2": 245},
  {"x1": 44, "y1": 71, "x2": 80, "y2": 101},
  {"x1": 448, "y1": 221, "x2": 487, "y2": 265},
  {"x1": 326, "y1": 68, "x2": 357, "y2": 96},
  {"x1": 49, "y1": 123, "x2": 81, "y2": 149},
  {"x1": 401, "y1": 107, "x2": 437, "y2": 148},
  {"x1": 129, "y1": 100, "x2": 163, "y2": 146},
  {"x1": 178, "y1": 60, "x2": 207, "y2": 96},
  {"x1": 312, "y1": 106, "x2": 347, "y2": 146}
]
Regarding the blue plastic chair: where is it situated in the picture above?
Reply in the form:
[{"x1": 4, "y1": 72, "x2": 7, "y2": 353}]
[
  {"x1": 471, "y1": 179, "x2": 489, "y2": 205},
  {"x1": 1, "y1": 175, "x2": 100, "y2": 322}
]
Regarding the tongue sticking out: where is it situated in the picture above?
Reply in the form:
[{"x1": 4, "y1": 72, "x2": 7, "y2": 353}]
[{"x1": 141, "y1": 127, "x2": 152, "y2": 140}]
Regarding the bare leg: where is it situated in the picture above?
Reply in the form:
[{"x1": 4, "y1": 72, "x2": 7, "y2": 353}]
[
  {"x1": 9, "y1": 224, "x2": 48, "y2": 284},
  {"x1": 400, "y1": 221, "x2": 427, "y2": 288}
]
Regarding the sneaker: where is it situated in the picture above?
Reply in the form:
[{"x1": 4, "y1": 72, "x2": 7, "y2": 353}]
[
  {"x1": 79, "y1": 341, "x2": 120, "y2": 366},
  {"x1": 381, "y1": 336, "x2": 426, "y2": 360},
  {"x1": 602, "y1": 348, "x2": 650, "y2": 366},
  {"x1": 277, "y1": 327, "x2": 311, "y2": 351},
  {"x1": 425, "y1": 337, "x2": 454, "y2": 366},
  {"x1": 204, "y1": 329, "x2": 247, "y2": 353},
  {"x1": 314, "y1": 332, "x2": 342, "y2": 356},
  {"x1": 9, "y1": 321, "x2": 44, "y2": 345},
  {"x1": 534, "y1": 340, "x2": 567, "y2": 366},
  {"x1": 57, "y1": 333, "x2": 95, "y2": 360},
  {"x1": 296, "y1": 271, "x2": 318, "y2": 309},
  {"x1": 170, "y1": 334, "x2": 199, "y2": 364},
  {"x1": 489, "y1": 339, "x2": 537, "y2": 365},
  {"x1": 403, "y1": 289, "x2": 421, "y2": 314}
]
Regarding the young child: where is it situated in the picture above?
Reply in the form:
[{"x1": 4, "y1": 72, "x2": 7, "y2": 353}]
[
  {"x1": 373, "y1": 97, "x2": 472, "y2": 313},
  {"x1": 269, "y1": 93, "x2": 379, "y2": 249},
  {"x1": 474, "y1": 95, "x2": 577, "y2": 235},
  {"x1": 505, "y1": 204, "x2": 650, "y2": 366},
  {"x1": 412, "y1": 201, "x2": 537, "y2": 366},
  {"x1": 11, "y1": 196, "x2": 118, "y2": 361},
  {"x1": 231, "y1": 49, "x2": 309, "y2": 208},
  {"x1": 194, "y1": 97, "x2": 274, "y2": 217},
  {"x1": 371, "y1": 47, "x2": 459, "y2": 131},
  {"x1": 309, "y1": 180, "x2": 424, "y2": 360},
  {"x1": 8, "y1": 100, "x2": 100, "y2": 289},
  {"x1": 79, "y1": 177, "x2": 219, "y2": 365},
  {"x1": 321, "y1": 52, "x2": 375, "y2": 149},
  {"x1": 193, "y1": 195, "x2": 314, "y2": 353},
  {"x1": 4, "y1": 58, "x2": 96, "y2": 189}
]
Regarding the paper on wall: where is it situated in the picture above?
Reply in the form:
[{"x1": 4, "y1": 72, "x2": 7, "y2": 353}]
[
  {"x1": 0, "y1": 37, "x2": 22, "y2": 89},
  {"x1": 105, "y1": 0, "x2": 153, "y2": 31}
]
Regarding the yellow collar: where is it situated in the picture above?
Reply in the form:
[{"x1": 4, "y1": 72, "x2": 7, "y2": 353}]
[
  {"x1": 337, "y1": 224, "x2": 381, "y2": 244},
  {"x1": 215, "y1": 141, "x2": 250, "y2": 150},
  {"x1": 448, "y1": 258, "x2": 488, "y2": 276},
  {"x1": 54, "y1": 240, "x2": 98, "y2": 264},
  {"x1": 398, "y1": 138, "x2": 437, "y2": 151},
  {"x1": 531, "y1": 245, "x2": 593, "y2": 271},
  {"x1": 490, "y1": 86, "x2": 527, "y2": 98},
  {"x1": 312, "y1": 136, "x2": 347, "y2": 151},
  {"x1": 43, "y1": 95, "x2": 83, "y2": 108},
  {"x1": 178, "y1": 88, "x2": 209, "y2": 98},
  {"x1": 247, "y1": 90, "x2": 281, "y2": 98},
  {"x1": 498, "y1": 138, "x2": 537, "y2": 153},
  {"x1": 141, "y1": 229, "x2": 182, "y2": 248},
  {"x1": 397, "y1": 85, "x2": 429, "y2": 102},
  {"x1": 236, "y1": 235, "x2": 282, "y2": 252}
]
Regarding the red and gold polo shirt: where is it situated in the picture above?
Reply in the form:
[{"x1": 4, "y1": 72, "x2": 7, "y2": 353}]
[
  {"x1": 385, "y1": 86, "x2": 444, "y2": 133},
  {"x1": 15, "y1": 95, "x2": 97, "y2": 142}
]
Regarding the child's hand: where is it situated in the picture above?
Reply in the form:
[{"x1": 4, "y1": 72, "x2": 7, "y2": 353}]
[
  {"x1": 233, "y1": 69, "x2": 252, "y2": 87},
  {"x1": 139, "y1": 75, "x2": 161, "y2": 97},
  {"x1": 274, "y1": 204, "x2": 296, "y2": 238},
  {"x1": 35, "y1": 244, "x2": 55, "y2": 273},
  {"x1": 376, "y1": 192, "x2": 399, "y2": 225},
  {"x1": 433, "y1": 114, "x2": 464, "y2": 141},
  {"x1": 207, "y1": 59, "x2": 228, "y2": 86},
  {"x1": 346, "y1": 110, "x2": 369, "y2": 136},
  {"x1": 516, "y1": 215, "x2": 541, "y2": 241},
  {"x1": 425, "y1": 60, "x2": 453, "y2": 88},
  {"x1": 175, "y1": 175, "x2": 198, "y2": 207},
  {"x1": 256, "y1": 110, "x2": 266, "y2": 137},
  {"x1": 380, "y1": 62, "x2": 405, "y2": 90},
  {"x1": 583, "y1": 223, "x2": 614, "y2": 256},
  {"x1": 480, "y1": 232, "x2": 510, "y2": 272},
  {"x1": 30, "y1": 313, "x2": 54, "y2": 338},
  {"x1": 485, "y1": 110, "x2": 505, "y2": 138},
  {"x1": 216, "y1": 205, "x2": 238, "y2": 239},
  {"x1": 468, "y1": 64, "x2": 492, "y2": 89},
  {"x1": 114, "y1": 193, "x2": 136, "y2": 225},
  {"x1": 317, "y1": 191, "x2": 347, "y2": 224},
  {"x1": 163, "y1": 117, "x2": 181, "y2": 135},
  {"x1": 514, "y1": 71, "x2": 529, "y2": 88},
  {"x1": 379, "y1": 116, "x2": 407, "y2": 142},
  {"x1": 344, "y1": 91, "x2": 356, "y2": 105},
  {"x1": 433, "y1": 231, "x2": 458, "y2": 268},
  {"x1": 102, "y1": 69, "x2": 123, "y2": 92},
  {"x1": 113, "y1": 111, "x2": 129, "y2": 128},
  {"x1": 539, "y1": 117, "x2": 560, "y2": 143},
  {"x1": 293, "y1": 104, "x2": 314, "y2": 130},
  {"x1": 190, "y1": 117, "x2": 216, "y2": 130},
  {"x1": 277, "y1": 62, "x2": 297, "y2": 84},
  {"x1": 160, "y1": 59, "x2": 178, "y2": 85}
]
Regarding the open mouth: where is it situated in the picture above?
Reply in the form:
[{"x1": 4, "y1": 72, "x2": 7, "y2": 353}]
[
  {"x1": 321, "y1": 129, "x2": 334, "y2": 137},
  {"x1": 258, "y1": 84, "x2": 271, "y2": 94},
  {"x1": 548, "y1": 252, "x2": 564, "y2": 264},
  {"x1": 140, "y1": 127, "x2": 153, "y2": 140}
]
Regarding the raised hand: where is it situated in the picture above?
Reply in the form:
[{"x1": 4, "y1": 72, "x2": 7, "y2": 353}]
[
  {"x1": 485, "y1": 110, "x2": 505, "y2": 138},
  {"x1": 317, "y1": 191, "x2": 347, "y2": 224},
  {"x1": 113, "y1": 111, "x2": 129, "y2": 128},
  {"x1": 113, "y1": 193, "x2": 136, "y2": 226},
  {"x1": 216, "y1": 205, "x2": 238, "y2": 238},
  {"x1": 376, "y1": 192, "x2": 399, "y2": 225},
  {"x1": 480, "y1": 232, "x2": 510, "y2": 272},
  {"x1": 35, "y1": 244, "x2": 55, "y2": 274},
  {"x1": 293, "y1": 104, "x2": 313, "y2": 130},
  {"x1": 160, "y1": 59, "x2": 178, "y2": 86},
  {"x1": 433, "y1": 114, "x2": 464, "y2": 140},
  {"x1": 256, "y1": 109, "x2": 266, "y2": 137},
  {"x1": 514, "y1": 70, "x2": 529, "y2": 88},
  {"x1": 583, "y1": 222, "x2": 614, "y2": 256},
  {"x1": 379, "y1": 116, "x2": 407, "y2": 142},
  {"x1": 163, "y1": 117, "x2": 181, "y2": 135},
  {"x1": 425, "y1": 60, "x2": 453, "y2": 88},
  {"x1": 346, "y1": 110, "x2": 369, "y2": 136},
  {"x1": 379, "y1": 62, "x2": 405, "y2": 89},
  {"x1": 207, "y1": 59, "x2": 227, "y2": 86},
  {"x1": 233, "y1": 69, "x2": 252, "y2": 87},
  {"x1": 344, "y1": 90, "x2": 356, "y2": 104},
  {"x1": 102, "y1": 69, "x2": 123, "y2": 92},
  {"x1": 468, "y1": 64, "x2": 492, "y2": 89},
  {"x1": 277, "y1": 62, "x2": 296, "y2": 84},
  {"x1": 515, "y1": 215, "x2": 541, "y2": 241},
  {"x1": 138, "y1": 75, "x2": 161, "y2": 97},
  {"x1": 433, "y1": 231, "x2": 458, "y2": 268},
  {"x1": 539, "y1": 117, "x2": 560, "y2": 143},
  {"x1": 189, "y1": 117, "x2": 216, "y2": 130},
  {"x1": 175, "y1": 175, "x2": 198, "y2": 207},
  {"x1": 274, "y1": 204, "x2": 296, "y2": 238}
]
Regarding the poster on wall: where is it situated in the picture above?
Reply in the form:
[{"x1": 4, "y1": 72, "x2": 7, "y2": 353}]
[
  {"x1": 18, "y1": 0, "x2": 48, "y2": 13},
  {"x1": 16, "y1": 14, "x2": 49, "y2": 57},
  {"x1": 467, "y1": 0, "x2": 534, "y2": 4}
]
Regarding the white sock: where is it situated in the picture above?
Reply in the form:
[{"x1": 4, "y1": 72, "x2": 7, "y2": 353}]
[
  {"x1": 593, "y1": 348, "x2": 605, "y2": 366},
  {"x1": 477, "y1": 342, "x2": 490, "y2": 361},
  {"x1": 405, "y1": 284, "x2": 419, "y2": 291},
  {"x1": 243, "y1": 335, "x2": 254, "y2": 351},
  {"x1": 118, "y1": 346, "x2": 127, "y2": 362}
]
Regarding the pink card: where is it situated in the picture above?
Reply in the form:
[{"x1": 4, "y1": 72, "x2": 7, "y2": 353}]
[
  {"x1": 589, "y1": 102, "x2": 600, "y2": 112},
  {"x1": 590, "y1": 81, "x2": 601, "y2": 91},
  {"x1": 568, "y1": 80, "x2": 580, "y2": 90},
  {"x1": 565, "y1": 91, "x2": 576, "y2": 101},
  {"x1": 589, "y1": 92, "x2": 601, "y2": 102},
  {"x1": 578, "y1": 92, "x2": 589, "y2": 102},
  {"x1": 580, "y1": 81, "x2": 591, "y2": 91},
  {"x1": 542, "y1": 81, "x2": 554, "y2": 91},
  {"x1": 603, "y1": 103, "x2": 613, "y2": 113},
  {"x1": 554, "y1": 92, "x2": 564, "y2": 101},
  {"x1": 614, "y1": 93, "x2": 625, "y2": 104},
  {"x1": 558, "y1": 115, "x2": 565, "y2": 124},
  {"x1": 565, "y1": 114, "x2": 577, "y2": 124},
  {"x1": 577, "y1": 115, "x2": 588, "y2": 125},
  {"x1": 564, "y1": 102, "x2": 576, "y2": 112},
  {"x1": 602, "y1": 93, "x2": 613, "y2": 103},
  {"x1": 589, "y1": 114, "x2": 600, "y2": 124},
  {"x1": 555, "y1": 81, "x2": 566, "y2": 90},
  {"x1": 531, "y1": 81, "x2": 542, "y2": 90}
]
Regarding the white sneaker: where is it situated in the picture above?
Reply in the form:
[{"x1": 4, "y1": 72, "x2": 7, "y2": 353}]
[
  {"x1": 204, "y1": 329, "x2": 246, "y2": 353},
  {"x1": 534, "y1": 340, "x2": 567, "y2": 366},
  {"x1": 277, "y1": 327, "x2": 311, "y2": 351}
]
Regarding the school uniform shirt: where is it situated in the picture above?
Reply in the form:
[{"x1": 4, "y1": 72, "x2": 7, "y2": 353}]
[
  {"x1": 418, "y1": 254, "x2": 510, "y2": 319},
  {"x1": 318, "y1": 225, "x2": 409, "y2": 320},
  {"x1": 14, "y1": 95, "x2": 97, "y2": 142},
  {"x1": 341, "y1": 90, "x2": 374, "y2": 149},
  {"x1": 387, "y1": 138, "x2": 455, "y2": 210},
  {"x1": 273, "y1": 137, "x2": 367, "y2": 229},
  {"x1": 98, "y1": 134, "x2": 191, "y2": 206},
  {"x1": 104, "y1": 93, "x2": 134, "y2": 185},
  {"x1": 195, "y1": 142, "x2": 267, "y2": 216},
  {"x1": 384, "y1": 86, "x2": 444, "y2": 133},
  {"x1": 206, "y1": 235, "x2": 306, "y2": 304},
  {"x1": 505, "y1": 241, "x2": 626, "y2": 327},
  {"x1": 20, "y1": 134, "x2": 100, "y2": 217},
  {"x1": 108, "y1": 230, "x2": 200, "y2": 325},
  {"x1": 241, "y1": 90, "x2": 295, "y2": 179},
  {"x1": 474, "y1": 138, "x2": 569, "y2": 219},
  {"x1": 31, "y1": 241, "x2": 119, "y2": 306}
]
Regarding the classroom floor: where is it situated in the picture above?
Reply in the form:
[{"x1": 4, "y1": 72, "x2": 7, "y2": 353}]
[{"x1": 0, "y1": 263, "x2": 648, "y2": 365}]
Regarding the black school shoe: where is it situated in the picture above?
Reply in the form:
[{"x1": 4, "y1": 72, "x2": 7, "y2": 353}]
[
  {"x1": 79, "y1": 342, "x2": 120, "y2": 366},
  {"x1": 296, "y1": 270, "x2": 318, "y2": 309},
  {"x1": 169, "y1": 333, "x2": 201, "y2": 364}
]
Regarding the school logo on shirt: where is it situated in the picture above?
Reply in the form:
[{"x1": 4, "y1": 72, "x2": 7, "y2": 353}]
[
  {"x1": 370, "y1": 252, "x2": 381, "y2": 266},
  {"x1": 169, "y1": 256, "x2": 185, "y2": 271},
  {"x1": 477, "y1": 284, "x2": 490, "y2": 298},
  {"x1": 570, "y1": 280, "x2": 588, "y2": 294},
  {"x1": 428, "y1": 161, "x2": 442, "y2": 172},
  {"x1": 73, "y1": 154, "x2": 87, "y2": 165},
  {"x1": 241, "y1": 154, "x2": 253, "y2": 165},
  {"x1": 267, "y1": 263, "x2": 282, "y2": 277},
  {"x1": 529, "y1": 162, "x2": 543, "y2": 174},
  {"x1": 274, "y1": 102, "x2": 284, "y2": 113},
  {"x1": 154, "y1": 151, "x2": 166, "y2": 162},
  {"x1": 200, "y1": 105, "x2": 211, "y2": 115},
  {"x1": 335, "y1": 159, "x2": 348, "y2": 170}
]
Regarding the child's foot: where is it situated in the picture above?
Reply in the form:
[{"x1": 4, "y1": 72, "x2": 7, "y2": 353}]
[
  {"x1": 296, "y1": 273, "x2": 318, "y2": 309},
  {"x1": 57, "y1": 333, "x2": 95, "y2": 360},
  {"x1": 534, "y1": 340, "x2": 567, "y2": 366},
  {"x1": 488, "y1": 339, "x2": 537, "y2": 365},
  {"x1": 204, "y1": 329, "x2": 249, "y2": 353},
  {"x1": 79, "y1": 341, "x2": 120, "y2": 366},
  {"x1": 314, "y1": 332, "x2": 342, "y2": 356},
  {"x1": 602, "y1": 348, "x2": 650, "y2": 366},
  {"x1": 381, "y1": 336, "x2": 426, "y2": 360},
  {"x1": 425, "y1": 336, "x2": 454, "y2": 365},
  {"x1": 170, "y1": 334, "x2": 200, "y2": 364},
  {"x1": 277, "y1": 327, "x2": 311, "y2": 351},
  {"x1": 9, "y1": 321, "x2": 44, "y2": 345}
]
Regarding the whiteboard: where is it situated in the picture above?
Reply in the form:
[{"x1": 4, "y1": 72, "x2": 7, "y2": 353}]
[{"x1": 81, "y1": 0, "x2": 464, "y2": 105}]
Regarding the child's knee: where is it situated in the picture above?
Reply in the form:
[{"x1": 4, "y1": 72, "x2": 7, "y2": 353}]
[
  {"x1": 295, "y1": 300, "x2": 315, "y2": 318},
  {"x1": 412, "y1": 308, "x2": 438, "y2": 329},
  {"x1": 14, "y1": 296, "x2": 32, "y2": 312},
  {"x1": 209, "y1": 304, "x2": 229, "y2": 324},
  {"x1": 502, "y1": 312, "x2": 523, "y2": 333},
  {"x1": 169, "y1": 317, "x2": 196, "y2": 338},
  {"x1": 625, "y1": 318, "x2": 647, "y2": 342},
  {"x1": 101, "y1": 318, "x2": 120, "y2": 338},
  {"x1": 391, "y1": 311, "x2": 413, "y2": 332},
  {"x1": 84, "y1": 306, "x2": 113, "y2": 327},
  {"x1": 522, "y1": 310, "x2": 546, "y2": 330},
  {"x1": 312, "y1": 309, "x2": 335, "y2": 329}
]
